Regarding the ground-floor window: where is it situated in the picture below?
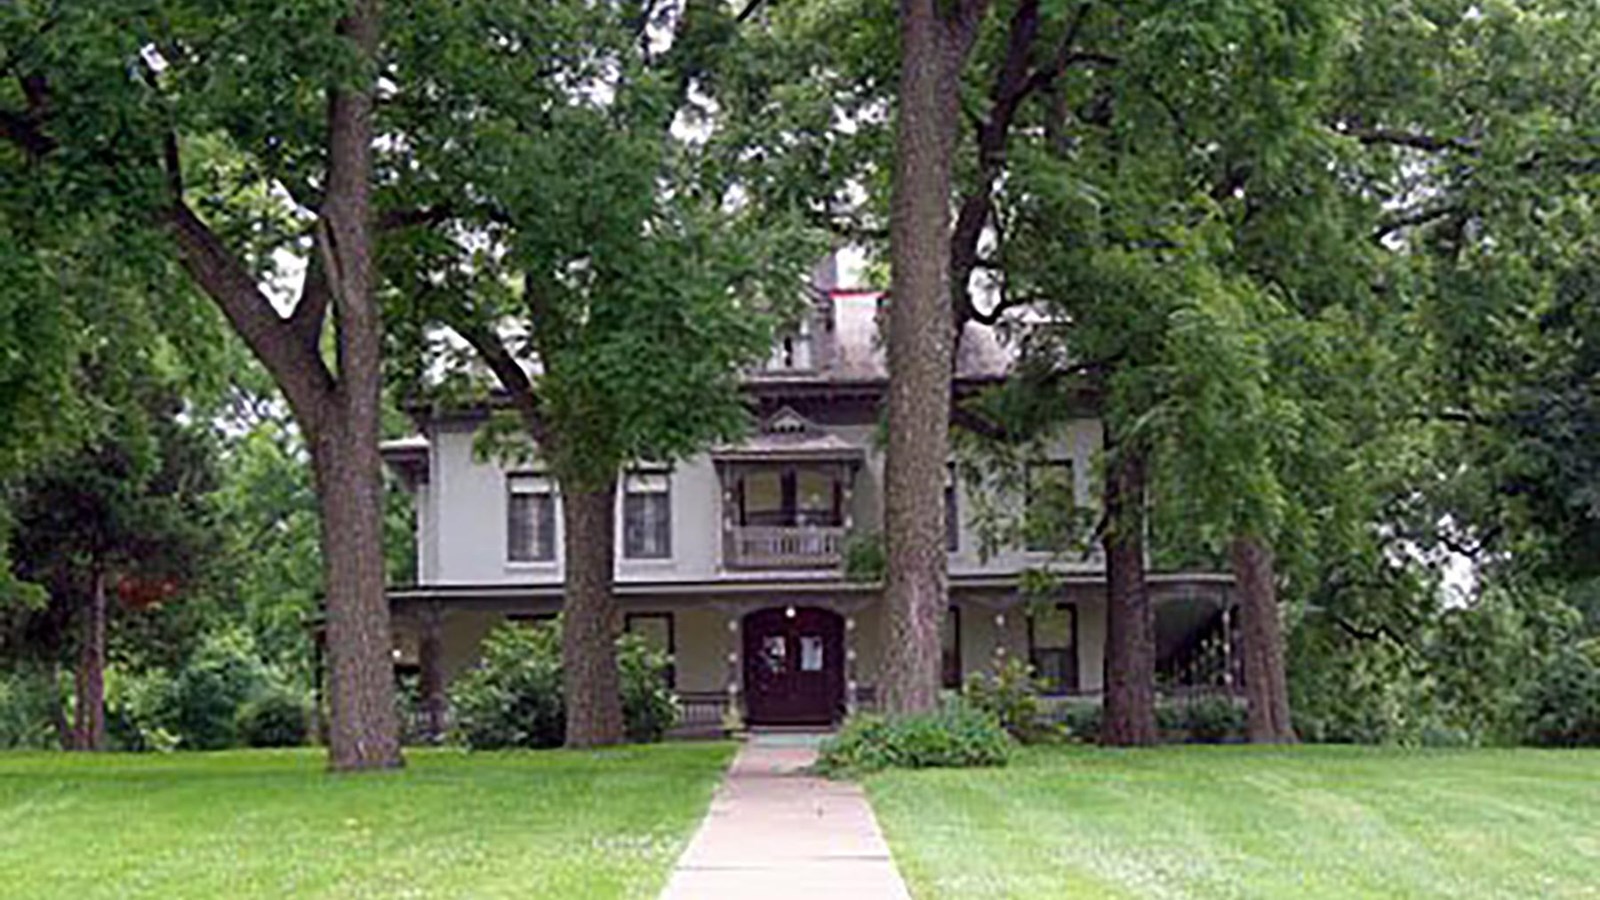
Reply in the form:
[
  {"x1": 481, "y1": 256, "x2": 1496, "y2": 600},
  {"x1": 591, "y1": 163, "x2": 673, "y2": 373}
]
[
  {"x1": 507, "y1": 611, "x2": 557, "y2": 625},
  {"x1": 942, "y1": 605, "x2": 961, "y2": 689},
  {"x1": 1028, "y1": 603, "x2": 1078, "y2": 695},
  {"x1": 625, "y1": 612, "x2": 676, "y2": 688}
]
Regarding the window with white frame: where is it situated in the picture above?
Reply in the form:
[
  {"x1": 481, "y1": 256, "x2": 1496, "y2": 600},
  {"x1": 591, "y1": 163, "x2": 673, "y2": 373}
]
[
  {"x1": 1024, "y1": 460, "x2": 1075, "y2": 552},
  {"x1": 1029, "y1": 603, "x2": 1078, "y2": 695},
  {"x1": 507, "y1": 474, "x2": 556, "y2": 562},
  {"x1": 623, "y1": 471, "x2": 671, "y2": 559},
  {"x1": 944, "y1": 464, "x2": 959, "y2": 552},
  {"x1": 766, "y1": 316, "x2": 813, "y2": 370},
  {"x1": 625, "y1": 612, "x2": 676, "y2": 687}
]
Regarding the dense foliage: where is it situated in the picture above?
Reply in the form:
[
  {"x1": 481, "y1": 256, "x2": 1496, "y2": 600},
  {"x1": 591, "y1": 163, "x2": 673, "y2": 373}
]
[
  {"x1": 1046, "y1": 696, "x2": 1248, "y2": 745},
  {"x1": 449, "y1": 621, "x2": 678, "y2": 750},
  {"x1": 816, "y1": 701, "x2": 1014, "y2": 774},
  {"x1": 1, "y1": 0, "x2": 1597, "y2": 758}
]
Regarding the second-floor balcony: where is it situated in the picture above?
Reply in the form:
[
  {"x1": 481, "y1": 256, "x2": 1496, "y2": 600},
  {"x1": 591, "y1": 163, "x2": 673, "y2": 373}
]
[
  {"x1": 714, "y1": 414, "x2": 861, "y2": 570},
  {"x1": 726, "y1": 524, "x2": 848, "y2": 569}
]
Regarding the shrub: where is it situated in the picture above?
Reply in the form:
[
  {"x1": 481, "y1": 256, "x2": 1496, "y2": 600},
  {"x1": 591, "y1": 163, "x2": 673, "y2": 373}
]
[
  {"x1": 1162, "y1": 694, "x2": 1246, "y2": 744},
  {"x1": 450, "y1": 620, "x2": 680, "y2": 749},
  {"x1": 161, "y1": 631, "x2": 271, "y2": 750},
  {"x1": 1041, "y1": 696, "x2": 1246, "y2": 744},
  {"x1": 618, "y1": 633, "x2": 678, "y2": 743},
  {"x1": 451, "y1": 622, "x2": 566, "y2": 748},
  {"x1": 1050, "y1": 699, "x2": 1102, "y2": 743},
  {"x1": 105, "y1": 665, "x2": 180, "y2": 752},
  {"x1": 1523, "y1": 644, "x2": 1600, "y2": 747},
  {"x1": 842, "y1": 531, "x2": 886, "y2": 582},
  {"x1": 236, "y1": 688, "x2": 310, "y2": 748},
  {"x1": 962, "y1": 658, "x2": 1055, "y2": 743},
  {"x1": 0, "y1": 668, "x2": 60, "y2": 749},
  {"x1": 816, "y1": 700, "x2": 1012, "y2": 775}
]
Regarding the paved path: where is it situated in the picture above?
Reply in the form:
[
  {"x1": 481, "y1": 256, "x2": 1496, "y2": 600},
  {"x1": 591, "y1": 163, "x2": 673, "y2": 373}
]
[{"x1": 660, "y1": 736, "x2": 912, "y2": 900}]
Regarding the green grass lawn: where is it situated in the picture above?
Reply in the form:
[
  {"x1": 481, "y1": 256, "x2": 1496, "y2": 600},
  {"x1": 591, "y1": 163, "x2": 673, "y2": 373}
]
[
  {"x1": 866, "y1": 745, "x2": 1600, "y2": 899},
  {"x1": 0, "y1": 743, "x2": 731, "y2": 899}
]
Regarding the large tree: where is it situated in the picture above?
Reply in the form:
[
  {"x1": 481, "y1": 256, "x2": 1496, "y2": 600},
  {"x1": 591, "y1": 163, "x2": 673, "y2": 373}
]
[
  {"x1": 879, "y1": 0, "x2": 995, "y2": 715},
  {"x1": 0, "y1": 0, "x2": 533, "y2": 769},
  {"x1": 6, "y1": 370, "x2": 218, "y2": 751},
  {"x1": 384, "y1": 0, "x2": 817, "y2": 746}
]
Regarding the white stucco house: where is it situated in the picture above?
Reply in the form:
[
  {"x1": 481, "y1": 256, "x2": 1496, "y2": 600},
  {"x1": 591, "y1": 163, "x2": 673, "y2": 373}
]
[{"x1": 380, "y1": 264, "x2": 1235, "y2": 733}]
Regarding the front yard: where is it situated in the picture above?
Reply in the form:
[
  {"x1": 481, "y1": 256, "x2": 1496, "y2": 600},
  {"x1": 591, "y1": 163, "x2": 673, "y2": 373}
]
[
  {"x1": 0, "y1": 743, "x2": 732, "y2": 899},
  {"x1": 867, "y1": 745, "x2": 1600, "y2": 899}
]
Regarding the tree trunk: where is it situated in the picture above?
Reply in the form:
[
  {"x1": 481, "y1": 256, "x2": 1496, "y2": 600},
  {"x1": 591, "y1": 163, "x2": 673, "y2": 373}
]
[
  {"x1": 418, "y1": 604, "x2": 448, "y2": 744},
  {"x1": 1230, "y1": 534, "x2": 1296, "y2": 743},
  {"x1": 561, "y1": 480, "x2": 625, "y2": 747},
  {"x1": 311, "y1": 420, "x2": 403, "y2": 770},
  {"x1": 306, "y1": 0, "x2": 403, "y2": 772},
  {"x1": 48, "y1": 662, "x2": 72, "y2": 751},
  {"x1": 71, "y1": 569, "x2": 108, "y2": 752},
  {"x1": 1101, "y1": 443, "x2": 1157, "y2": 746},
  {"x1": 880, "y1": 0, "x2": 981, "y2": 716}
]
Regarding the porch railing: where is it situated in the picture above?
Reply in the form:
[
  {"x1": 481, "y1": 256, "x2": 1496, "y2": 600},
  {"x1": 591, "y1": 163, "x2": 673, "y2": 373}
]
[{"x1": 725, "y1": 525, "x2": 846, "y2": 569}]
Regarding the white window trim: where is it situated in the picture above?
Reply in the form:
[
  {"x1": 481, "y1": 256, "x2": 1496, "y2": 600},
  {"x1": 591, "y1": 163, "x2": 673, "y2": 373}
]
[
  {"x1": 621, "y1": 470, "x2": 673, "y2": 562},
  {"x1": 507, "y1": 473, "x2": 559, "y2": 565}
]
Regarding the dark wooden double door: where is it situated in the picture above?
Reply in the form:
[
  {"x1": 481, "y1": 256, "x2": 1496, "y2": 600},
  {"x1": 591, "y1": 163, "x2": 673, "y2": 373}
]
[{"x1": 742, "y1": 606, "x2": 845, "y2": 726}]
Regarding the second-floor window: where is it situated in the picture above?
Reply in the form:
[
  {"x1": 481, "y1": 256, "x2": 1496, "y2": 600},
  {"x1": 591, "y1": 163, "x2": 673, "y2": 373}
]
[
  {"x1": 739, "y1": 465, "x2": 841, "y2": 528},
  {"x1": 623, "y1": 472, "x2": 672, "y2": 559},
  {"x1": 1024, "y1": 460, "x2": 1074, "y2": 552},
  {"x1": 942, "y1": 604, "x2": 961, "y2": 688},
  {"x1": 507, "y1": 475, "x2": 556, "y2": 562},
  {"x1": 944, "y1": 464, "x2": 959, "y2": 552}
]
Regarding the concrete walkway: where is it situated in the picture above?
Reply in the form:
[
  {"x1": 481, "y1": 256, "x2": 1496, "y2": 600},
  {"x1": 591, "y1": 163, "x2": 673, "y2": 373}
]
[{"x1": 660, "y1": 736, "x2": 912, "y2": 900}]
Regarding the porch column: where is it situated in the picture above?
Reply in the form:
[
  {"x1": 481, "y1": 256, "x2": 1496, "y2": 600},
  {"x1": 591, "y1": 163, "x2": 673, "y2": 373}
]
[
  {"x1": 719, "y1": 462, "x2": 739, "y2": 568},
  {"x1": 845, "y1": 614, "x2": 858, "y2": 716},
  {"x1": 725, "y1": 612, "x2": 742, "y2": 725},
  {"x1": 1221, "y1": 597, "x2": 1236, "y2": 690},
  {"x1": 419, "y1": 603, "x2": 448, "y2": 744},
  {"x1": 993, "y1": 610, "x2": 1008, "y2": 668}
]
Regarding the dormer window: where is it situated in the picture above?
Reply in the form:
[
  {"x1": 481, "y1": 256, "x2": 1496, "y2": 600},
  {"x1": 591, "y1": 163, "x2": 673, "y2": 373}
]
[{"x1": 767, "y1": 317, "x2": 813, "y2": 371}]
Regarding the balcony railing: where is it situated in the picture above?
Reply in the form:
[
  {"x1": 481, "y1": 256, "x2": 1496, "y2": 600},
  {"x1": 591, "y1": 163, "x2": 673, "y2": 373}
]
[{"x1": 725, "y1": 525, "x2": 846, "y2": 569}]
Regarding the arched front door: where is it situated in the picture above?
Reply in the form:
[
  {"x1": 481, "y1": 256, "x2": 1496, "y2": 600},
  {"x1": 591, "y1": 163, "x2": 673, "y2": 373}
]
[{"x1": 742, "y1": 606, "x2": 845, "y2": 726}]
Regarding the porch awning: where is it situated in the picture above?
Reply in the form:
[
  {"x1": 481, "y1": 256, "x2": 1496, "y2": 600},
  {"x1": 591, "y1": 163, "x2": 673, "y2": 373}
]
[{"x1": 710, "y1": 431, "x2": 865, "y2": 464}]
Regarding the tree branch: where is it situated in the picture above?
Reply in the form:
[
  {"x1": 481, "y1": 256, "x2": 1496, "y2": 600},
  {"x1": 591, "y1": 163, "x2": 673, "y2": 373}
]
[
  {"x1": 1338, "y1": 124, "x2": 1476, "y2": 154},
  {"x1": 449, "y1": 320, "x2": 547, "y2": 444},
  {"x1": 951, "y1": 0, "x2": 1049, "y2": 328},
  {"x1": 0, "y1": 108, "x2": 55, "y2": 158},
  {"x1": 734, "y1": 0, "x2": 768, "y2": 23},
  {"x1": 1372, "y1": 203, "x2": 1465, "y2": 243},
  {"x1": 168, "y1": 201, "x2": 335, "y2": 429}
]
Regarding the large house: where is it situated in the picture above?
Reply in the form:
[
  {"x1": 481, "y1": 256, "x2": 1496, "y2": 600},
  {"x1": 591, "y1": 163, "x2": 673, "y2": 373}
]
[{"x1": 381, "y1": 263, "x2": 1235, "y2": 733}]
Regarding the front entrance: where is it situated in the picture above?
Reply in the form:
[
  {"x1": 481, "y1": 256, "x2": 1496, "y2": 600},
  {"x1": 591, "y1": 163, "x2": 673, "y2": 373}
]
[{"x1": 741, "y1": 606, "x2": 845, "y2": 726}]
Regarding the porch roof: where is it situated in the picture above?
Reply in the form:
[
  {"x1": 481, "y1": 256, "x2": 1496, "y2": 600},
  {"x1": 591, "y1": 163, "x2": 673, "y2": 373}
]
[{"x1": 710, "y1": 430, "x2": 865, "y2": 464}]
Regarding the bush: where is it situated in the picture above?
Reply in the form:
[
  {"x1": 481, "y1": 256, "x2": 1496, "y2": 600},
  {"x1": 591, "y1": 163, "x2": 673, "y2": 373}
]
[
  {"x1": 450, "y1": 620, "x2": 680, "y2": 749},
  {"x1": 0, "y1": 668, "x2": 60, "y2": 749},
  {"x1": 161, "y1": 631, "x2": 271, "y2": 750},
  {"x1": 236, "y1": 688, "x2": 310, "y2": 748},
  {"x1": 1523, "y1": 644, "x2": 1600, "y2": 747},
  {"x1": 816, "y1": 700, "x2": 1013, "y2": 775},
  {"x1": 842, "y1": 531, "x2": 886, "y2": 582},
  {"x1": 105, "y1": 665, "x2": 180, "y2": 752},
  {"x1": 1050, "y1": 699, "x2": 1102, "y2": 743},
  {"x1": 1160, "y1": 694, "x2": 1246, "y2": 744},
  {"x1": 1041, "y1": 696, "x2": 1246, "y2": 744},
  {"x1": 618, "y1": 633, "x2": 678, "y2": 743},
  {"x1": 962, "y1": 658, "x2": 1056, "y2": 743}
]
